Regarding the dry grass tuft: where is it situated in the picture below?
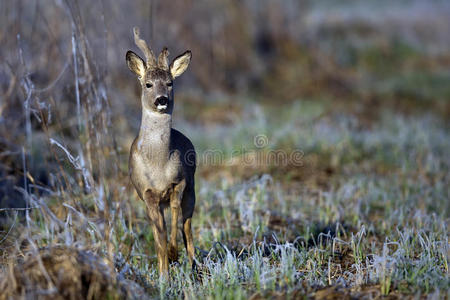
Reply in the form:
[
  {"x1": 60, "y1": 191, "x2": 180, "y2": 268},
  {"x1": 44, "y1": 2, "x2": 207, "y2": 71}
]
[{"x1": 0, "y1": 245, "x2": 145, "y2": 300}]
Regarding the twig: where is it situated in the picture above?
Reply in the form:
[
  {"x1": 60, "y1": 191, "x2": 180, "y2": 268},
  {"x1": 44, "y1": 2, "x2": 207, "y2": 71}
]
[
  {"x1": 0, "y1": 211, "x2": 18, "y2": 245},
  {"x1": 49, "y1": 138, "x2": 93, "y2": 192},
  {"x1": 17, "y1": 34, "x2": 34, "y2": 151},
  {"x1": 0, "y1": 207, "x2": 39, "y2": 212},
  {"x1": 34, "y1": 62, "x2": 69, "y2": 93},
  {"x1": 71, "y1": 30, "x2": 82, "y2": 131}
]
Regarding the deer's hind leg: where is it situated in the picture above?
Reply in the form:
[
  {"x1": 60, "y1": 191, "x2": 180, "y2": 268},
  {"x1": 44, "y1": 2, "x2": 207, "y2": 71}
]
[
  {"x1": 181, "y1": 184, "x2": 196, "y2": 267},
  {"x1": 169, "y1": 180, "x2": 186, "y2": 263}
]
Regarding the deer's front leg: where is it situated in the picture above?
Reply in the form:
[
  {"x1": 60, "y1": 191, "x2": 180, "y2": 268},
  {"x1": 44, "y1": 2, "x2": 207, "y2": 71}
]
[
  {"x1": 145, "y1": 190, "x2": 169, "y2": 277},
  {"x1": 169, "y1": 180, "x2": 186, "y2": 263}
]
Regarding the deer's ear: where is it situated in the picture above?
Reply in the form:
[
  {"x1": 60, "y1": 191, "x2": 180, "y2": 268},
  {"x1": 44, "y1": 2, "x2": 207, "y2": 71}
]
[
  {"x1": 170, "y1": 51, "x2": 191, "y2": 78},
  {"x1": 126, "y1": 51, "x2": 146, "y2": 78}
]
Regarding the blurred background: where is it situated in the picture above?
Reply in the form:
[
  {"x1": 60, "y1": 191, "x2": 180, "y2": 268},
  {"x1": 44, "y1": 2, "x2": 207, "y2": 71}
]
[
  {"x1": 2, "y1": 0, "x2": 449, "y2": 203},
  {"x1": 0, "y1": 0, "x2": 449, "y2": 297}
]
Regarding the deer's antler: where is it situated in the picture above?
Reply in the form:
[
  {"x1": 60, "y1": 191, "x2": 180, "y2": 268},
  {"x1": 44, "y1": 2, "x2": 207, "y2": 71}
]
[
  {"x1": 133, "y1": 27, "x2": 156, "y2": 68},
  {"x1": 157, "y1": 47, "x2": 170, "y2": 70}
]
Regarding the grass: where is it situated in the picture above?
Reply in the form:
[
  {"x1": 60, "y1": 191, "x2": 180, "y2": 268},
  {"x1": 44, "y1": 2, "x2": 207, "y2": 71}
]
[
  {"x1": 1, "y1": 99, "x2": 448, "y2": 299},
  {"x1": 0, "y1": 0, "x2": 449, "y2": 298}
]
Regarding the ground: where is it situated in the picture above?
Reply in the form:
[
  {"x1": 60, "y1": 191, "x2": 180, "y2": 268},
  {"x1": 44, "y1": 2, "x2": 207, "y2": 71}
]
[
  {"x1": 0, "y1": 98, "x2": 448, "y2": 299},
  {"x1": 0, "y1": 0, "x2": 449, "y2": 299}
]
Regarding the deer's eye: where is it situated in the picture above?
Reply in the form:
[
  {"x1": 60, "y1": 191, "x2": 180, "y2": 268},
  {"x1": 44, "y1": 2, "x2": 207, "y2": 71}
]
[
  {"x1": 146, "y1": 83, "x2": 153, "y2": 88},
  {"x1": 167, "y1": 81, "x2": 173, "y2": 87}
]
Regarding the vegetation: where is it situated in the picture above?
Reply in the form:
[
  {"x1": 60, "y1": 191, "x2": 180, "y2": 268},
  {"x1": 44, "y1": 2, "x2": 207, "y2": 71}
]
[{"x1": 0, "y1": 0, "x2": 449, "y2": 299}]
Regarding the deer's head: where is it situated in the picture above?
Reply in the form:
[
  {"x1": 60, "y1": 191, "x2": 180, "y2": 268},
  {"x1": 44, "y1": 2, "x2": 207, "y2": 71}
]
[{"x1": 126, "y1": 27, "x2": 191, "y2": 114}]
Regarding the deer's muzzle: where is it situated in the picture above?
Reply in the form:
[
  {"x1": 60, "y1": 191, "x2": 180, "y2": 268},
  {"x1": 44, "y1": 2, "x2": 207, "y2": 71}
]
[{"x1": 155, "y1": 96, "x2": 169, "y2": 111}]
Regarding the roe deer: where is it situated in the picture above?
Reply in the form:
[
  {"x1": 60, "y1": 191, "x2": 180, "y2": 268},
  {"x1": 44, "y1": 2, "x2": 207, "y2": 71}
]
[{"x1": 126, "y1": 27, "x2": 196, "y2": 277}]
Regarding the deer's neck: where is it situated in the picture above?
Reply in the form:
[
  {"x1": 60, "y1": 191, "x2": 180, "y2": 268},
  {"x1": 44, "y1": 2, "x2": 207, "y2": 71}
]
[{"x1": 137, "y1": 108, "x2": 172, "y2": 159}]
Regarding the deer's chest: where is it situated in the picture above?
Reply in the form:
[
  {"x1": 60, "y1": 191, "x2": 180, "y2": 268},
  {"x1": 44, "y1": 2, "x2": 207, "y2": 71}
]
[{"x1": 129, "y1": 147, "x2": 183, "y2": 198}]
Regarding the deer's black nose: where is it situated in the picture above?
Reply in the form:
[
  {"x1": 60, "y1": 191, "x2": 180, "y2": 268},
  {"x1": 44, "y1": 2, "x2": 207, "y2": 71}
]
[{"x1": 155, "y1": 96, "x2": 168, "y2": 106}]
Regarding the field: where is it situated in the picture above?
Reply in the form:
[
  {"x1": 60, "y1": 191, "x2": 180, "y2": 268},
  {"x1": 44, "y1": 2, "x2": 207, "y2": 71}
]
[{"x1": 0, "y1": 0, "x2": 449, "y2": 299}]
